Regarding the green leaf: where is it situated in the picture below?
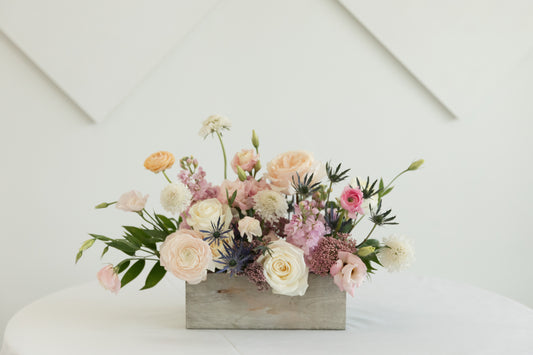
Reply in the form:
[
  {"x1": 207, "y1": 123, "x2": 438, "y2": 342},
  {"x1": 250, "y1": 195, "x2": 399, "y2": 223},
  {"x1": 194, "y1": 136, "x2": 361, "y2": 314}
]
[
  {"x1": 79, "y1": 238, "x2": 95, "y2": 252},
  {"x1": 155, "y1": 214, "x2": 176, "y2": 231},
  {"x1": 107, "y1": 239, "x2": 138, "y2": 256},
  {"x1": 121, "y1": 259, "x2": 145, "y2": 288},
  {"x1": 140, "y1": 262, "x2": 167, "y2": 290},
  {"x1": 75, "y1": 250, "x2": 83, "y2": 264},
  {"x1": 381, "y1": 186, "x2": 394, "y2": 198},
  {"x1": 101, "y1": 246, "x2": 109, "y2": 259},
  {"x1": 89, "y1": 234, "x2": 113, "y2": 242},
  {"x1": 115, "y1": 259, "x2": 131, "y2": 274}
]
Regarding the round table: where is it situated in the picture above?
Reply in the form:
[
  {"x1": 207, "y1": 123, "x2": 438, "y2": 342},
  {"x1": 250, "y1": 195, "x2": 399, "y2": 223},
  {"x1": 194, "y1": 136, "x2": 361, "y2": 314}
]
[{"x1": 2, "y1": 273, "x2": 532, "y2": 355}]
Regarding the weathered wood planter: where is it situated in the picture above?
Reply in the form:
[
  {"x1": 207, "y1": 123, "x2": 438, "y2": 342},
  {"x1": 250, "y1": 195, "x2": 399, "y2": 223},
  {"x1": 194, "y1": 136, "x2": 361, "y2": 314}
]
[{"x1": 186, "y1": 273, "x2": 346, "y2": 330}]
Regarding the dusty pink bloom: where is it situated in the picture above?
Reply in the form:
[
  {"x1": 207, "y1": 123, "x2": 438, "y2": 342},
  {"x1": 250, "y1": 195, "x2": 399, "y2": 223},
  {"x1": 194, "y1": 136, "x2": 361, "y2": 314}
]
[
  {"x1": 308, "y1": 237, "x2": 357, "y2": 275},
  {"x1": 178, "y1": 166, "x2": 219, "y2": 203},
  {"x1": 330, "y1": 251, "x2": 367, "y2": 297},
  {"x1": 97, "y1": 265, "x2": 121, "y2": 294},
  {"x1": 340, "y1": 186, "x2": 364, "y2": 219},
  {"x1": 217, "y1": 177, "x2": 271, "y2": 212},
  {"x1": 115, "y1": 190, "x2": 148, "y2": 212},
  {"x1": 244, "y1": 262, "x2": 269, "y2": 291},
  {"x1": 231, "y1": 149, "x2": 259, "y2": 173},
  {"x1": 285, "y1": 200, "x2": 327, "y2": 255}
]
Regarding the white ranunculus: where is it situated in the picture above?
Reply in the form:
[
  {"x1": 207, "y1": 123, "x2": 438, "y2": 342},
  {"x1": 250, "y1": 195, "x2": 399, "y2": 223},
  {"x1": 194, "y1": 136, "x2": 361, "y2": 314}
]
[
  {"x1": 116, "y1": 190, "x2": 148, "y2": 212},
  {"x1": 187, "y1": 198, "x2": 233, "y2": 232},
  {"x1": 238, "y1": 216, "x2": 262, "y2": 242},
  {"x1": 257, "y1": 239, "x2": 309, "y2": 296}
]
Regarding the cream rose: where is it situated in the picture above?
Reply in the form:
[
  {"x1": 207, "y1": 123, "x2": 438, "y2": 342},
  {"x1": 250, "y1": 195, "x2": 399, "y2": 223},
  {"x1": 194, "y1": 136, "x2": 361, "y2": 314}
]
[
  {"x1": 238, "y1": 216, "x2": 262, "y2": 242},
  {"x1": 257, "y1": 239, "x2": 309, "y2": 296},
  {"x1": 266, "y1": 150, "x2": 324, "y2": 194},
  {"x1": 159, "y1": 229, "x2": 214, "y2": 284},
  {"x1": 187, "y1": 198, "x2": 234, "y2": 261}
]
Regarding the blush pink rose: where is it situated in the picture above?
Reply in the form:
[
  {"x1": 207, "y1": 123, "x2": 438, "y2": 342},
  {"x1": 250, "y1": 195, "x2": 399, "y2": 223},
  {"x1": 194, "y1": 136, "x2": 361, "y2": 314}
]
[
  {"x1": 159, "y1": 229, "x2": 214, "y2": 284},
  {"x1": 231, "y1": 149, "x2": 259, "y2": 173},
  {"x1": 340, "y1": 186, "x2": 364, "y2": 219},
  {"x1": 97, "y1": 265, "x2": 121, "y2": 294},
  {"x1": 266, "y1": 150, "x2": 324, "y2": 195},
  {"x1": 330, "y1": 251, "x2": 367, "y2": 297}
]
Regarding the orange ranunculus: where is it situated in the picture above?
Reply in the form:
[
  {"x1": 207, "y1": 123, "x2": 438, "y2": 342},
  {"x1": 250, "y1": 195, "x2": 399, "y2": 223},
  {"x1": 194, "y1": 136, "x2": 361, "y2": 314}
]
[{"x1": 144, "y1": 151, "x2": 175, "y2": 173}]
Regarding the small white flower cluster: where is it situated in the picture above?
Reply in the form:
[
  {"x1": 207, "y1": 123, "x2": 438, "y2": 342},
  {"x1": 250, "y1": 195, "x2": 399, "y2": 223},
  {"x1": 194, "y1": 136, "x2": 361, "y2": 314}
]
[
  {"x1": 378, "y1": 235, "x2": 415, "y2": 272},
  {"x1": 198, "y1": 114, "x2": 232, "y2": 138}
]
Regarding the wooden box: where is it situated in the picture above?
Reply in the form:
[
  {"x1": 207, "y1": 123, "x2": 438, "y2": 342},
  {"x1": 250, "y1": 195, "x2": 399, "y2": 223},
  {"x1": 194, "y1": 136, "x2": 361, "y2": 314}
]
[{"x1": 186, "y1": 273, "x2": 346, "y2": 330}]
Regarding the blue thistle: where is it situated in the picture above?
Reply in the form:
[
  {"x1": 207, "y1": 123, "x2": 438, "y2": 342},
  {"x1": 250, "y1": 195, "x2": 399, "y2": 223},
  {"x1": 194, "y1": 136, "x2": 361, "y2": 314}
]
[
  {"x1": 214, "y1": 241, "x2": 252, "y2": 276},
  {"x1": 200, "y1": 217, "x2": 232, "y2": 246}
]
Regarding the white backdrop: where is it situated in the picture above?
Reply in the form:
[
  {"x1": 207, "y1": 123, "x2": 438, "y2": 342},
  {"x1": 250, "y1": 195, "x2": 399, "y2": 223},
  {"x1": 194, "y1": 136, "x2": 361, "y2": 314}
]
[{"x1": 1, "y1": 0, "x2": 532, "y2": 340}]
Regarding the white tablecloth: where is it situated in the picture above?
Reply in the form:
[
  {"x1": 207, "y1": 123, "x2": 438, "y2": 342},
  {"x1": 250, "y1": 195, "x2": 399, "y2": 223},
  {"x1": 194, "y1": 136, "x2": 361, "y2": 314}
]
[{"x1": 2, "y1": 273, "x2": 532, "y2": 355}]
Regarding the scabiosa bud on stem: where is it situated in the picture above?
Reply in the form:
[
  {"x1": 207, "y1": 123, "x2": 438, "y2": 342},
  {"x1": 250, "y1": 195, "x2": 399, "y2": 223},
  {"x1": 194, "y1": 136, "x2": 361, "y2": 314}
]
[{"x1": 407, "y1": 159, "x2": 424, "y2": 171}]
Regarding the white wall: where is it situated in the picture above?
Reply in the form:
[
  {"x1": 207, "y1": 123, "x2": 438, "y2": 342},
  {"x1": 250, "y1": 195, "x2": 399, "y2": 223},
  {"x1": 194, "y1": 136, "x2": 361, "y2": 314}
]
[{"x1": 1, "y1": 0, "x2": 532, "y2": 340}]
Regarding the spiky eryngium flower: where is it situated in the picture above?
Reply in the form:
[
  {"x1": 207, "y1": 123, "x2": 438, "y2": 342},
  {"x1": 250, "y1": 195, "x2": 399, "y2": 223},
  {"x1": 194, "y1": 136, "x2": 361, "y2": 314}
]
[
  {"x1": 369, "y1": 200, "x2": 398, "y2": 226},
  {"x1": 214, "y1": 241, "x2": 253, "y2": 276},
  {"x1": 326, "y1": 162, "x2": 350, "y2": 184}
]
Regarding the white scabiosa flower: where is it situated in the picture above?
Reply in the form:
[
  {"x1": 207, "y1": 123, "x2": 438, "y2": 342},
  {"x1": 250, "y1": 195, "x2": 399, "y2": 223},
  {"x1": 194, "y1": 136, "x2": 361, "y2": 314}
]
[
  {"x1": 254, "y1": 190, "x2": 288, "y2": 223},
  {"x1": 378, "y1": 235, "x2": 415, "y2": 272},
  {"x1": 160, "y1": 182, "x2": 192, "y2": 215},
  {"x1": 198, "y1": 114, "x2": 232, "y2": 138}
]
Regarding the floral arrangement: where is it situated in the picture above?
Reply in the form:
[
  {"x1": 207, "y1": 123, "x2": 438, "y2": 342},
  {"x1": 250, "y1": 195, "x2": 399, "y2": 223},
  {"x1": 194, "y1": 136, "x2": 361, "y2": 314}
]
[{"x1": 77, "y1": 115, "x2": 423, "y2": 298}]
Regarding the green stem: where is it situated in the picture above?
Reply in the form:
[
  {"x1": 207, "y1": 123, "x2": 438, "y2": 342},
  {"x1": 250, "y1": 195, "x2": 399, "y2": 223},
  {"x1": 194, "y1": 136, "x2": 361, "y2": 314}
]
[
  {"x1": 325, "y1": 181, "x2": 333, "y2": 216},
  {"x1": 335, "y1": 210, "x2": 346, "y2": 234},
  {"x1": 383, "y1": 169, "x2": 408, "y2": 193},
  {"x1": 216, "y1": 131, "x2": 228, "y2": 179},
  {"x1": 352, "y1": 214, "x2": 365, "y2": 228},
  {"x1": 125, "y1": 257, "x2": 159, "y2": 262},
  {"x1": 357, "y1": 223, "x2": 377, "y2": 248},
  {"x1": 162, "y1": 170, "x2": 172, "y2": 183}
]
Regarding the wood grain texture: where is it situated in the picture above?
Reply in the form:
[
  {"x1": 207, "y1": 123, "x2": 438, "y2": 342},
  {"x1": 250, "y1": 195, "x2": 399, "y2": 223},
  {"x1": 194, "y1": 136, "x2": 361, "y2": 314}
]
[{"x1": 186, "y1": 273, "x2": 346, "y2": 329}]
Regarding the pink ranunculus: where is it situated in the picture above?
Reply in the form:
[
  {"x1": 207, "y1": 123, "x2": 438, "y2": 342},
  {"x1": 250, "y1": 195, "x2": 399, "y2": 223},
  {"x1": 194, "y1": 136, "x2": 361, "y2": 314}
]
[
  {"x1": 340, "y1": 186, "x2": 364, "y2": 219},
  {"x1": 159, "y1": 229, "x2": 214, "y2": 285},
  {"x1": 97, "y1": 265, "x2": 121, "y2": 294},
  {"x1": 115, "y1": 190, "x2": 148, "y2": 212},
  {"x1": 231, "y1": 149, "x2": 259, "y2": 173},
  {"x1": 330, "y1": 251, "x2": 367, "y2": 297}
]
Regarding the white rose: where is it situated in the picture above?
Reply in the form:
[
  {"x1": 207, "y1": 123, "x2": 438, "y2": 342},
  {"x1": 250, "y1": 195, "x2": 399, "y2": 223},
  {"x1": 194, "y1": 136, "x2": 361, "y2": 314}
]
[
  {"x1": 187, "y1": 198, "x2": 234, "y2": 261},
  {"x1": 115, "y1": 190, "x2": 148, "y2": 212},
  {"x1": 187, "y1": 198, "x2": 233, "y2": 232},
  {"x1": 238, "y1": 216, "x2": 262, "y2": 242},
  {"x1": 257, "y1": 239, "x2": 309, "y2": 296}
]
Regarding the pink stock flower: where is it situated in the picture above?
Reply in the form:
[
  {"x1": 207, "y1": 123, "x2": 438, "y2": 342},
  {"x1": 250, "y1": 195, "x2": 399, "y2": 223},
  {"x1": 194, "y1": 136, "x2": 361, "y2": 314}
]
[
  {"x1": 97, "y1": 265, "x2": 121, "y2": 294},
  {"x1": 285, "y1": 200, "x2": 326, "y2": 255},
  {"x1": 330, "y1": 251, "x2": 367, "y2": 297},
  {"x1": 231, "y1": 149, "x2": 259, "y2": 173},
  {"x1": 340, "y1": 186, "x2": 364, "y2": 219}
]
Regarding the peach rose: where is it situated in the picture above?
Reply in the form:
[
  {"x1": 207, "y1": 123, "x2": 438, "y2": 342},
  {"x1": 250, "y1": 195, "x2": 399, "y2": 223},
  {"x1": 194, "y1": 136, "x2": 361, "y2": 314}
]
[
  {"x1": 231, "y1": 149, "x2": 259, "y2": 173},
  {"x1": 266, "y1": 150, "x2": 324, "y2": 194},
  {"x1": 144, "y1": 151, "x2": 175, "y2": 173},
  {"x1": 97, "y1": 265, "x2": 121, "y2": 294},
  {"x1": 115, "y1": 190, "x2": 148, "y2": 212},
  {"x1": 159, "y1": 229, "x2": 214, "y2": 284}
]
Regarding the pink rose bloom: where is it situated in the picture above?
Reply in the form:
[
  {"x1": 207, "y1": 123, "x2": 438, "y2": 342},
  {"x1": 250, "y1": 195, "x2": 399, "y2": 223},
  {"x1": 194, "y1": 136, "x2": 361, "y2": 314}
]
[
  {"x1": 340, "y1": 186, "x2": 364, "y2": 219},
  {"x1": 97, "y1": 265, "x2": 121, "y2": 294},
  {"x1": 231, "y1": 149, "x2": 259, "y2": 173},
  {"x1": 330, "y1": 251, "x2": 367, "y2": 297},
  {"x1": 217, "y1": 178, "x2": 271, "y2": 211},
  {"x1": 159, "y1": 229, "x2": 214, "y2": 285},
  {"x1": 115, "y1": 190, "x2": 148, "y2": 212}
]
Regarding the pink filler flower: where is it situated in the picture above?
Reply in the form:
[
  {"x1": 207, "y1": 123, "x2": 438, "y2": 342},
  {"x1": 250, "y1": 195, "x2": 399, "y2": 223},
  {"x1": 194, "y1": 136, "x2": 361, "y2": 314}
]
[
  {"x1": 330, "y1": 251, "x2": 367, "y2": 297},
  {"x1": 97, "y1": 265, "x2": 121, "y2": 294},
  {"x1": 231, "y1": 149, "x2": 259, "y2": 173},
  {"x1": 340, "y1": 186, "x2": 364, "y2": 219}
]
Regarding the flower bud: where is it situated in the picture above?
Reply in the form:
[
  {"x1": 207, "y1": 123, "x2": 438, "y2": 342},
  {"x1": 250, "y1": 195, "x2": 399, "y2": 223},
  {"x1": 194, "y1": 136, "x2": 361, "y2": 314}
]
[
  {"x1": 95, "y1": 202, "x2": 110, "y2": 209},
  {"x1": 254, "y1": 160, "x2": 261, "y2": 172},
  {"x1": 252, "y1": 130, "x2": 259, "y2": 149},
  {"x1": 407, "y1": 159, "x2": 424, "y2": 171},
  {"x1": 237, "y1": 166, "x2": 247, "y2": 181},
  {"x1": 357, "y1": 246, "x2": 375, "y2": 257}
]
